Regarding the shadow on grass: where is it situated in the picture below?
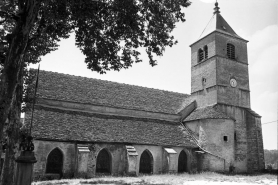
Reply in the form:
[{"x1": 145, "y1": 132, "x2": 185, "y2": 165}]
[{"x1": 80, "y1": 180, "x2": 170, "y2": 185}]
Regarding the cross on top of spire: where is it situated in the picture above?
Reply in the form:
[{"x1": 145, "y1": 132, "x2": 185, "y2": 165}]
[{"x1": 214, "y1": 1, "x2": 220, "y2": 14}]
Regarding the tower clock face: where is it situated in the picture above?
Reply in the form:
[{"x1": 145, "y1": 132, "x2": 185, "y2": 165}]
[{"x1": 230, "y1": 78, "x2": 237, "y2": 87}]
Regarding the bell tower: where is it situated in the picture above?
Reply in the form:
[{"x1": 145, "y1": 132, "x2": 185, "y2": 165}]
[
  {"x1": 190, "y1": 2, "x2": 250, "y2": 108},
  {"x1": 189, "y1": 2, "x2": 265, "y2": 172}
]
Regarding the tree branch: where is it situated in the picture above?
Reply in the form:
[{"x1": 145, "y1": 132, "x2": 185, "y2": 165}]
[
  {"x1": 0, "y1": 18, "x2": 7, "y2": 25},
  {"x1": 18, "y1": 0, "x2": 25, "y2": 12},
  {"x1": 0, "y1": 10, "x2": 19, "y2": 21},
  {"x1": 27, "y1": 12, "x2": 46, "y2": 47}
]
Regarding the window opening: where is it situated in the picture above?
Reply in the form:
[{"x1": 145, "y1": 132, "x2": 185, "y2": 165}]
[
  {"x1": 202, "y1": 77, "x2": 206, "y2": 84},
  {"x1": 139, "y1": 150, "x2": 153, "y2": 174},
  {"x1": 223, "y1": 136, "x2": 228, "y2": 142},
  {"x1": 96, "y1": 149, "x2": 111, "y2": 174},
  {"x1": 178, "y1": 150, "x2": 188, "y2": 173},
  {"x1": 204, "y1": 45, "x2": 208, "y2": 59},
  {"x1": 227, "y1": 43, "x2": 235, "y2": 59},
  {"x1": 46, "y1": 148, "x2": 63, "y2": 175},
  {"x1": 198, "y1": 49, "x2": 204, "y2": 62}
]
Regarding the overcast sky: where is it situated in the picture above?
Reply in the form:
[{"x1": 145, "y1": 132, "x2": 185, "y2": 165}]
[{"x1": 30, "y1": 0, "x2": 278, "y2": 150}]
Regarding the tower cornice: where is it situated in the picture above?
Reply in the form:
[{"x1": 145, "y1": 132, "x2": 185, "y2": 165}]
[{"x1": 190, "y1": 29, "x2": 248, "y2": 48}]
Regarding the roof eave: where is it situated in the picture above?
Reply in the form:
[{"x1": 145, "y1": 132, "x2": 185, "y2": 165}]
[{"x1": 189, "y1": 30, "x2": 248, "y2": 47}]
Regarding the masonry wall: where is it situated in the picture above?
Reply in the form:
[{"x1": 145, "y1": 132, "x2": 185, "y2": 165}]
[
  {"x1": 33, "y1": 140, "x2": 76, "y2": 179},
  {"x1": 216, "y1": 105, "x2": 248, "y2": 172},
  {"x1": 185, "y1": 118, "x2": 234, "y2": 172},
  {"x1": 33, "y1": 140, "x2": 197, "y2": 179},
  {"x1": 246, "y1": 112, "x2": 265, "y2": 172},
  {"x1": 133, "y1": 145, "x2": 198, "y2": 174},
  {"x1": 86, "y1": 143, "x2": 127, "y2": 177}
]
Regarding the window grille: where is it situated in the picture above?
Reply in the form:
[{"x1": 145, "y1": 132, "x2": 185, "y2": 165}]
[{"x1": 227, "y1": 43, "x2": 235, "y2": 59}]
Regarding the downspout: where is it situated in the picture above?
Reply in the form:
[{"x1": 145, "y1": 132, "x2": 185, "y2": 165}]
[{"x1": 179, "y1": 121, "x2": 226, "y2": 171}]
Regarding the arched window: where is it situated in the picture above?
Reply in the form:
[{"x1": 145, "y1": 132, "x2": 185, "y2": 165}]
[
  {"x1": 46, "y1": 148, "x2": 63, "y2": 175},
  {"x1": 96, "y1": 149, "x2": 111, "y2": 174},
  {"x1": 227, "y1": 43, "x2": 235, "y2": 59},
  {"x1": 139, "y1": 150, "x2": 153, "y2": 174},
  {"x1": 198, "y1": 49, "x2": 204, "y2": 62},
  {"x1": 204, "y1": 45, "x2": 208, "y2": 59},
  {"x1": 178, "y1": 150, "x2": 188, "y2": 173}
]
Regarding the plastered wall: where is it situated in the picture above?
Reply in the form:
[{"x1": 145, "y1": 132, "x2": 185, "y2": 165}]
[{"x1": 185, "y1": 118, "x2": 235, "y2": 172}]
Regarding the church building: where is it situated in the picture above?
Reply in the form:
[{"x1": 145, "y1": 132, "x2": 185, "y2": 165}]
[{"x1": 26, "y1": 3, "x2": 265, "y2": 179}]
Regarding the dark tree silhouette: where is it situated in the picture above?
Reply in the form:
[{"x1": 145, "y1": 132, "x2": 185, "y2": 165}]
[{"x1": 0, "y1": 0, "x2": 191, "y2": 184}]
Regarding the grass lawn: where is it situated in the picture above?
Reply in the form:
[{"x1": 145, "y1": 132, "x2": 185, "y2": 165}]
[{"x1": 32, "y1": 172, "x2": 277, "y2": 185}]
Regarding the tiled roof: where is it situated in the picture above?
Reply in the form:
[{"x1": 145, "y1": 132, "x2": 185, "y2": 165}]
[
  {"x1": 183, "y1": 106, "x2": 232, "y2": 122},
  {"x1": 245, "y1": 108, "x2": 261, "y2": 118},
  {"x1": 198, "y1": 12, "x2": 245, "y2": 41},
  {"x1": 34, "y1": 70, "x2": 192, "y2": 114},
  {"x1": 26, "y1": 106, "x2": 198, "y2": 147}
]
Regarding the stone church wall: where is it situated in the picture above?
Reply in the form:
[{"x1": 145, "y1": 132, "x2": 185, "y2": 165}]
[
  {"x1": 33, "y1": 140, "x2": 76, "y2": 179},
  {"x1": 215, "y1": 34, "x2": 248, "y2": 64},
  {"x1": 216, "y1": 104, "x2": 248, "y2": 172},
  {"x1": 32, "y1": 140, "x2": 197, "y2": 179},
  {"x1": 185, "y1": 118, "x2": 234, "y2": 172},
  {"x1": 85, "y1": 143, "x2": 127, "y2": 177},
  {"x1": 246, "y1": 112, "x2": 265, "y2": 172}
]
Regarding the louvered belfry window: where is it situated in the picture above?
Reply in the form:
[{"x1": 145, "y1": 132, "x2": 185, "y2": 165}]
[
  {"x1": 198, "y1": 49, "x2": 204, "y2": 62},
  {"x1": 227, "y1": 43, "x2": 235, "y2": 59},
  {"x1": 204, "y1": 45, "x2": 208, "y2": 59}
]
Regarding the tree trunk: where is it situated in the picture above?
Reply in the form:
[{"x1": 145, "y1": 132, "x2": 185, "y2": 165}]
[{"x1": 0, "y1": 1, "x2": 40, "y2": 184}]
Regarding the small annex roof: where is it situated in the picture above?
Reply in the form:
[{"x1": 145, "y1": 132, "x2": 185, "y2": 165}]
[
  {"x1": 183, "y1": 105, "x2": 232, "y2": 122},
  {"x1": 33, "y1": 70, "x2": 192, "y2": 115},
  {"x1": 245, "y1": 108, "x2": 261, "y2": 118},
  {"x1": 192, "y1": 2, "x2": 247, "y2": 45},
  {"x1": 25, "y1": 106, "x2": 198, "y2": 148}
]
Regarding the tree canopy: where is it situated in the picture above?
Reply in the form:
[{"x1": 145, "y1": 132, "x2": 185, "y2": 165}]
[
  {"x1": 0, "y1": 0, "x2": 191, "y2": 184},
  {"x1": 0, "y1": 0, "x2": 191, "y2": 73}
]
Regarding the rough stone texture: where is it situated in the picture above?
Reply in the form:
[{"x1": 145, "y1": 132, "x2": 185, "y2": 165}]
[
  {"x1": 126, "y1": 155, "x2": 137, "y2": 176},
  {"x1": 215, "y1": 34, "x2": 248, "y2": 64},
  {"x1": 246, "y1": 110, "x2": 265, "y2": 172},
  {"x1": 33, "y1": 140, "x2": 75, "y2": 179},
  {"x1": 26, "y1": 107, "x2": 197, "y2": 147},
  {"x1": 188, "y1": 10, "x2": 263, "y2": 173},
  {"x1": 87, "y1": 143, "x2": 127, "y2": 177},
  {"x1": 32, "y1": 140, "x2": 195, "y2": 178},
  {"x1": 37, "y1": 98, "x2": 181, "y2": 122},
  {"x1": 26, "y1": 8, "x2": 263, "y2": 178},
  {"x1": 216, "y1": 104, "x2": 248, "y2": 172},
  {"x1": 32, "y1": 70, "x2": 192, "y2": 114},
  {"x1": 183, "y1": 105, "x2": 231, "y2": 122},
  {"x1": 185, "y1": 118, "x2": 234, "y2": 172},
  {"x1": 77, "y1": 151, "x2": 89, "y2": 175}
]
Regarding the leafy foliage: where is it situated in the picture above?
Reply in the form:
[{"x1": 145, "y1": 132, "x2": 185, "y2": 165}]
[
  {"x1": 0, "y1": 1, "x2": 191, "y2": 183},
  {"x1": 0, "y1": 0, "x2": 191, "y2": 74},
  {"x1": 264, "y1": 149, "x2": 278, "y2": 169}
]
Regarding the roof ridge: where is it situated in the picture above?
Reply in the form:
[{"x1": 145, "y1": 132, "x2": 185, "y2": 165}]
[{"x1": 33, "y1": 69, "x2": 189, "y2": 96}]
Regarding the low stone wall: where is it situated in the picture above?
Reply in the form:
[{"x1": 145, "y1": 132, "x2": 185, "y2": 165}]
[{"x1": 32, "y1": 140, "x2": 197, "y2": 180}]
